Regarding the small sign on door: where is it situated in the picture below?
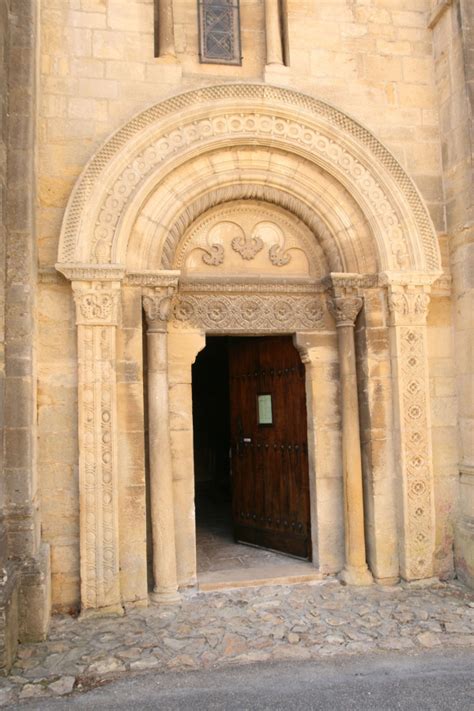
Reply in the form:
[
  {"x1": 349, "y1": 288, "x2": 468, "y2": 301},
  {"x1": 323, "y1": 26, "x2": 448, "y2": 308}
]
[{"x1": 257, "y1": 393, "x2": 273, "y2": 426}]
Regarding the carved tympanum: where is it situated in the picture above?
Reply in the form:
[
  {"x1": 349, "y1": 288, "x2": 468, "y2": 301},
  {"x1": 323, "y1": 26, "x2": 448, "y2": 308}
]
[{"x1": 177, "y1": 202, "x2": 318, "y2": 276}]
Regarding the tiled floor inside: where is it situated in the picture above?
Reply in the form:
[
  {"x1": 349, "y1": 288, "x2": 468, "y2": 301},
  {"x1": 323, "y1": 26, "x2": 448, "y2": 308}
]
[{"x1": 195, "y1": 490, "x2": 317, "y2": 588}]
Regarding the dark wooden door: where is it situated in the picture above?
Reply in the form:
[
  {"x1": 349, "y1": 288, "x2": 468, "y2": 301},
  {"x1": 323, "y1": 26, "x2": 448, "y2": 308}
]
[{"x1": 229, "y1": 336, "x2": 311, "y2": 560}]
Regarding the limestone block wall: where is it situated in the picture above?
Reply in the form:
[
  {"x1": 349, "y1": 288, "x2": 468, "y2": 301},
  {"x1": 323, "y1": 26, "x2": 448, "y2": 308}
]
[
  {"x1": 431, "y1": 0, "x2": 474, "y2": 587},
  {"x1": 37, "y1": 276, "x2": 78, "y2": 611},
  {"x1": 35, "y1": 0, "x2": 464, "y2": 606}
]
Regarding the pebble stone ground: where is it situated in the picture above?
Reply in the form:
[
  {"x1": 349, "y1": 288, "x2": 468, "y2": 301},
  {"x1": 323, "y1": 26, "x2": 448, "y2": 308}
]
[{"x1": 0, "y1": 579, "x2": 473, "y2": 707}]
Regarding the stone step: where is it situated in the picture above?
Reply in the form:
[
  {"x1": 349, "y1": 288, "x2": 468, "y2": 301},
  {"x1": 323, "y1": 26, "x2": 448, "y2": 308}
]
[{"x1": 197, "y1": 564, "x2": 324, "y2": 592}]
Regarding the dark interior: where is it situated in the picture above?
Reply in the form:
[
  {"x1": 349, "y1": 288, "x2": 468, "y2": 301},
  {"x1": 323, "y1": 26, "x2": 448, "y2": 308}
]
[{"x1": 192, "y1": 336, "x2": 232, "y2": 526}]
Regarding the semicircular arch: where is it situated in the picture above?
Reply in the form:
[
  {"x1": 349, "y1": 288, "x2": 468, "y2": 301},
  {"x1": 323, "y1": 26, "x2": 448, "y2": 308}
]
[{"x1": 57, "y1": 83, "x2": 441, "y2": 275}]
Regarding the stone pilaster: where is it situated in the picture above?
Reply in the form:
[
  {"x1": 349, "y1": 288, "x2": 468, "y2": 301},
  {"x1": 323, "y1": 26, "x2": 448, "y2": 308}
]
[
  {"x1": 327, "y1": 285, "x2": 373, "y2": 586},
  {"x1": 71, "y1": 278, "x2": 123, "y2": 615},
  {"x1": 294, "y1": 331, "x2": 344, "y2": 575},
  {"x1": 355, "y1": 287, "x2": 399, "y2": 584},
  {"x1": 143, "y1": 282, "x2": 181, "y2": 603},
  {"x1": 384, "y1": 274, "x2": 437, "y2": 581},
  {"x1": 167, "y1": 328, "x2": 206, "y2": 588}
]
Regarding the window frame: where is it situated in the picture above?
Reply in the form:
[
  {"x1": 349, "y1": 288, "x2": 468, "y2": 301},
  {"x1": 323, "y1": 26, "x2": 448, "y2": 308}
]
[{"x1": 198, "y1": 0, "x2": 242, "y2": 66}]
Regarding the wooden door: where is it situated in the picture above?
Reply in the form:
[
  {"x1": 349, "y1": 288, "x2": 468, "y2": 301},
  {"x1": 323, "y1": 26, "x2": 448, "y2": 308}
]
[{"x1": 229, "y1": 336, "x2": 311, "y2": 560}]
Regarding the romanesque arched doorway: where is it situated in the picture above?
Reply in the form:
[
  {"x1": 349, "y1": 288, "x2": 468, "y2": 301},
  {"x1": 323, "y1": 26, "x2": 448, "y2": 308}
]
[{"x1": 56, "y1": 84, "x2": 442, "y2": 614}]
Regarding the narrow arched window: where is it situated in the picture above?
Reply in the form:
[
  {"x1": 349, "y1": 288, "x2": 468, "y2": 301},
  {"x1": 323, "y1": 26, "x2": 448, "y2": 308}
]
[{"x1": 198, "y1": 0, "x2": 242, "y2": 65}]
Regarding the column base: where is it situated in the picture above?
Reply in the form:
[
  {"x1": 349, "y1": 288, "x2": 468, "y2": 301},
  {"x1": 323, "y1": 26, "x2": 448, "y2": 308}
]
[
  {"x1": 0, "y1": 564, "x2": 19, "y2": 675},
  {"x1": 18, "y1": 544, "x2": 52, "y2": 643},
  {"x1": 80, "y1": 604, "x2": 124, "y2": 619},
  {"x1": 339, "y1": 565, "x2": 373, "y2": 586},
  {"x1": 374, "y1": 575, "x2": 400, "y2": 586},
  {"x1": 150, "y1": 589, "x2": 181, "y2": 605}
]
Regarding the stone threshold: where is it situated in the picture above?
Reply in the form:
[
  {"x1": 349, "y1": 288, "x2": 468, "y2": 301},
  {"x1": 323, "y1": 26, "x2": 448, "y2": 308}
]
[{"x1": 197, "y1": 564, "x2": 323, "y2": 592}]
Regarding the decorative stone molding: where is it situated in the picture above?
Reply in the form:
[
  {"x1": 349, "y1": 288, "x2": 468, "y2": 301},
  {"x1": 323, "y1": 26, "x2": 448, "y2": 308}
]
[
  {"x1": 179, "y1": 276, "x2": 324, "y2": 293},
  {"x1": 57, "y1": 84, "x2": 441, "y2": 275},
  {"x1": 57, "y1": 263, "x2": 125, "y2": 283},
  {"x1": 124, "y1": 270, "x2": 180, "y2": 287}
]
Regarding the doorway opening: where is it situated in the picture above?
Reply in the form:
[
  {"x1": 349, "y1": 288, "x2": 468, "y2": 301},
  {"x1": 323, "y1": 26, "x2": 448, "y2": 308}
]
[{"x1": 192, "y1": 335, "x2": 316, "y2": 589}]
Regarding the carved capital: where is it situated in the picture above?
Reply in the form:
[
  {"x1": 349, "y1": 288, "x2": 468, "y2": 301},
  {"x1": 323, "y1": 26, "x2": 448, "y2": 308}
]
[
  {"x1": 387, "y1": 286, "x2": 431, "y2": 326},
  {"x1": 143, "y1": 285, "x2": 178, "y2": 332},
  {"x1": 72, "y1": 281, "x2": 121, "y2": 326},
  {"x1": 327, "y1": 296, "x2": 363, "y2": 327}
]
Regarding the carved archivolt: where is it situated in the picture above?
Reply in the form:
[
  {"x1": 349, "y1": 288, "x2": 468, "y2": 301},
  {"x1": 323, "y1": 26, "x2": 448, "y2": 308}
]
[{"x1": 57, "y1": 84, "x2": 441, "y2": 275}]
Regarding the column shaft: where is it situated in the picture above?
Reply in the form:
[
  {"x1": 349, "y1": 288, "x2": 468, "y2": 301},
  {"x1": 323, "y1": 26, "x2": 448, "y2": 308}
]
[
  {"x1": 329, "y1": 293, "x2": 372, "y2": 585},
  {"x1": 147, "y1": 329, "x2": 180, "y2": 602},
  {"x1": 265, "y1": 0, "x2": 283, "y2": 65},
  {"x1": 158, "y1": 0, "x2": 176, "y2": 57},
  {"x1": 338, "y1": 325, "x2": 371, "y2": 577}
]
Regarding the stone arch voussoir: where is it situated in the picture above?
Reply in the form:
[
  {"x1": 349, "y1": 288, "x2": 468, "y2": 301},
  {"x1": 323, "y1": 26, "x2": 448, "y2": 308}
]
[{"x1": 57, "y1": 83, "x2": 441, "y2": 275}]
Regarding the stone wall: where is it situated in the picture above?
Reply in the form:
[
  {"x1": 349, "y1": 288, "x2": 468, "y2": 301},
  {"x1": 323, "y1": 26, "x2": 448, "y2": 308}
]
[
  {"x1": 431, "y1": 0, "x2": 474, "y2": 587},
  {"x1": 0, "y1": 0, "x2": 20, "y2": 676},
  {"x1": 1, "y1": 0, "x2": 51, "y2": 670},
  {"x1": 36, "y1": 0, "x2": 464, "y2": 608}
]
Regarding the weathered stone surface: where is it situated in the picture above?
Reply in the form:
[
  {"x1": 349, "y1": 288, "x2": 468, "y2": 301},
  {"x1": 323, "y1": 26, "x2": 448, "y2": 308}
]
[{"x1": 1, "y1": 580, "x2": 472, "y2": 704}]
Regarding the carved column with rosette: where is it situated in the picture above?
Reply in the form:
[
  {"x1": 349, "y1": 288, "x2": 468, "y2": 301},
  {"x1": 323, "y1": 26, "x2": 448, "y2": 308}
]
[
  {"x1": 67, "y1": 268, "x2": 124, "y2": 615},
  {"x1": 384, "y1": 273, "x2": 438, "y2": 581},
  {"x1": 142, "y1": 280, "x2": 181, "y2": 603},
  {"x1": 327, "y1": 276, "x2": 373, "y2": 585}
]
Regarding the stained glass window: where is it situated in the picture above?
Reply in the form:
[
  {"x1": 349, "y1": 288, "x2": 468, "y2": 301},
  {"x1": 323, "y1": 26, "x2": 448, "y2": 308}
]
[{"x1": 198, "y1": 0, "x2": 242, "y2": 65}]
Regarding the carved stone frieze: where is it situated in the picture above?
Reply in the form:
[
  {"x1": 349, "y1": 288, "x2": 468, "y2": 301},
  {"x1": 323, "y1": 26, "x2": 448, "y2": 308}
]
[
  {"x1": 171, "y1": 293, "x2": 325, "y2": 332},
  {"x1": 327, "y1": 296, "x2": 363, "y2": 327}
]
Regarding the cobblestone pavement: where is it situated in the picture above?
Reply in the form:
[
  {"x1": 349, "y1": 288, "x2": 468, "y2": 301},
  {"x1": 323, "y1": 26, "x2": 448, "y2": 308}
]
[{"x1": 1, "y1": 579, "x2": 473, "y2": 706}]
